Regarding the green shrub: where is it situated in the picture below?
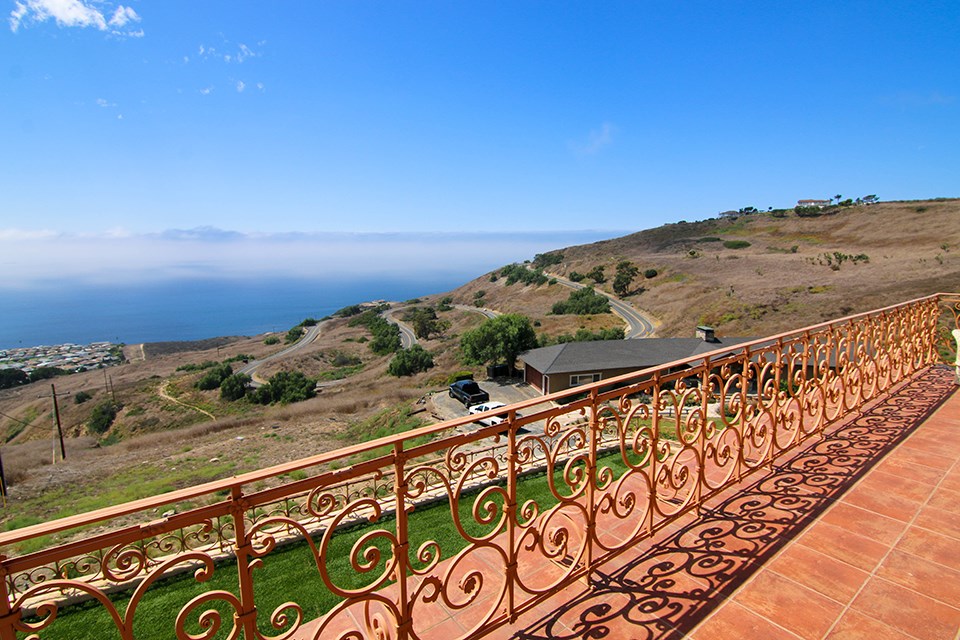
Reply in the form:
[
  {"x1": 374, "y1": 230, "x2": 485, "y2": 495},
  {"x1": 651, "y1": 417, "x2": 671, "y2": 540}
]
[
  {"x1": 794, "y1": 205, "x2": 823, "y2": 217},
  {"x1": 499, "y1": 264, "x2": 548, "y2": 286},
  {"x1": 196, "y1": 363, "x2": 233, "y2": 390},
  {"x1": 568, "y1": 271, "x2": 585, "y2": 283},
  {"x1": 0, "y1": 369, "x2": 28, "y2": 390},
  {"x1": 532, "y1": 251, "x2": 564, "y2": 269},
  {"x1": 447, "y1": 370, "x2": 476, "y2": 384},
  {"x1": 74, "y1": 390, "x2": 93, "y2": 404},
  {"x1": 28, "y1": 367, "x2": 69, "y2": 382},
  {"x1": 88, "y1": 401, "x2": 118, "y2": 435},
  {"x1": 643, "y1": 269, "x2": 658, "y2": 279},
  {"x1": 552, "y1": 287, "x2": 611, "y2": 315},
  {"x1": 250, "y1": 371, "x2": 316, "y2": 405},
  {"x1": 264, "y1": 336, "x2": 280, "y2": 345},
  {"x1": 330, "y1": 351, "x2": 362, "y2": 367},
  {"x1": 542, "y1": 327, "x2": 625, "y2": 345},
  {"x1": 723, "y1": 240, "x2": 751, "y2": 250},
  {"x1": 387, "y1": 346, "x2": 434, "y2": 377},
  {"x1": 220, "y1": 373, "x2": 251, "y2": 401},
  {"x1": 585, "y1": 266, "x2": 606, "y2": 283},
  {"x1": 348, "y1": 311, "x2": 401, "y2": 355},
  {"x1": 334, "y1": 304, "x2": 364, "y2": 318}
]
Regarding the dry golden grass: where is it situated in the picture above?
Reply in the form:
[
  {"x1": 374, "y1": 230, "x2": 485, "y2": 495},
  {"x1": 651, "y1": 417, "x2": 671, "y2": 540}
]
[{"x1": 1, "y1": 198, "x2": 956, "y2": 523}]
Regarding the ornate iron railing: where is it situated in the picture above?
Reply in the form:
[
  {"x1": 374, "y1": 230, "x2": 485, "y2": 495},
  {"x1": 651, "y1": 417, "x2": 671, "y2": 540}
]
[{"x1": 0, "y1": 293, "x2": 956, "y2": 640}]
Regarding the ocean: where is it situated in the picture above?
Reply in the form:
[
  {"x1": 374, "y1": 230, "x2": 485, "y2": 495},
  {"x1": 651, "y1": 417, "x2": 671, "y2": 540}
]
[{"x1": 0, "y1": 276, "x2": 465, "y2": 349}]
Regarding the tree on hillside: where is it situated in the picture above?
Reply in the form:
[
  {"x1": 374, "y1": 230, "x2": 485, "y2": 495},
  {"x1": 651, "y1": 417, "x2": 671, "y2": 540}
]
[
  {"x1": 613, "y1": 260, "x2": 639, "y2": 297},
  {"x1": 585, "y1": 265, "x2": 606, "y2": 283},
  {"x1": 88, "y1": 401, "x2": 119, "y2": 435},
  {"x1": 0, "y1": 369, "x2": 29, "y2": 390},
  {"x1": 250, "y1": 370, "x2": 316, "y2": 404},
  {"x1": 460, "y1": 314, "x2": 538, "y2": 368},
  {"x1": 197, "y1": 363, "x2": 233, "y2": 390},
  {"x1": 552, "y1": 287, "x2": 611, "y2": 315},
  {"x1": 388, "y1": 345, "x2": 434, "y2": 377},
  {"x1": 220, "y1": 373, "x2": 251, "y2": 401},
  {"x1": 404, "y1": 306, "x2": 450, "y2": 340}
]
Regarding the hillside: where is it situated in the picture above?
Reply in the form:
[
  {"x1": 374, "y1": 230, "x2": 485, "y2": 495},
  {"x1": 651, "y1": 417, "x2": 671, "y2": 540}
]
[
  {"x1": 444, "y1": 198, "x2": 960, "y2": 338},
  {"x1": 1, "y1": 197, "x2": 957, "y2": 527}
]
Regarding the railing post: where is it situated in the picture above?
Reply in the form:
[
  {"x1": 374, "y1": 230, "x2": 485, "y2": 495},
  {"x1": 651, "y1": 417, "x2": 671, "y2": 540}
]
[
  {"x1": 648, "y1": 372, "x2": 661, "y2": 532},
  {"x1": 696, "y1": 357, "x2": 710, "y2": 511},
  {"x1": 772, "y1": 338, "x2": 784, "y2": 456},
  {"x1": 392, "y1": 443, "x2": 411, "y2": 640},
  {"x1": 505, "y1": 412, "x2": 519, "y2": 622},
  {"x1": 584, "y1": 388, "x2": 599, "y2": 579},
  {"x1": 0, "y1": 558, "x2": 18, "y2": 640},
  {"x1": 231, "y1": 486, "x2": 259, "y2": 640},
  {"x1": 737, "y1": 348, "x2": 749, "y2": 480}
]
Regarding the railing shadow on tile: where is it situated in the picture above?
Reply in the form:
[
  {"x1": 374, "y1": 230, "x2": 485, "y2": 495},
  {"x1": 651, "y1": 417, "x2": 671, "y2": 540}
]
[{"x1": 507, "y1": 366, "x2": 957, "y2": 640}]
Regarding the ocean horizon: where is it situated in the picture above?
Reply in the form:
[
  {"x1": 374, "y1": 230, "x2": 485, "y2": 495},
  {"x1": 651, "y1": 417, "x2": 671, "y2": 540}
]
[{"x1": 0, "y1": 276, "x2": 465, "y2": 350}]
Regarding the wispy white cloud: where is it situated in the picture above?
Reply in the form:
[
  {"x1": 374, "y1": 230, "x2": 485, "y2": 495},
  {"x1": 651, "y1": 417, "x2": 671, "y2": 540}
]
[
  {"x1": 880, "y1": 91, "x2": 956, "y2": 108},
  {"x1": 108, "y1": 5, "x2": 137, "y2": 28},
  {"x1": 199, "y1": 86, "x2": 213, "y2": 96},
  {"x1": 0, "y1": 227, "x2": 626, "y2": 289},
  {"x1": 236, "y1": 80, "x2": 245, "y2": 93},
  {"x1": 9, "y1": 0, "x2": 142, "y2": 36},
  {"x1": 195, "y1": 40, "x2": 261, "y2": 64},
  {"x1": 571, "y1": 122, "x2": 618, "y2": 155},
  {"x1": 0, "y1": 228, "x2": 58, "y2": 240},
  {"x1": 96, "y1": 98, "x2": 116, "y2": 108}
]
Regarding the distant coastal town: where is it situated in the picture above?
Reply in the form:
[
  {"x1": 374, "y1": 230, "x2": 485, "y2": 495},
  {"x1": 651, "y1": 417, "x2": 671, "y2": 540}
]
[{"x1": 0, "y1": 342, "x2": 122, "y2": 375}]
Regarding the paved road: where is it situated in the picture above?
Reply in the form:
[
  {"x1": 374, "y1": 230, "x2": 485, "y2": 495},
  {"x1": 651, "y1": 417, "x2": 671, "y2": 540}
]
[
  {"x1": 237, "y1": 322, "x2": 324, "y2": 383},
  {"x1": 383, "y1": 309, "x2": 418, "y2": 348},
  {"x1": 452, "y1": 304, "x2": 498, "y2": 319},
  {"x1": 546, "y1": 272, "x2": 656, "y2": 338}
]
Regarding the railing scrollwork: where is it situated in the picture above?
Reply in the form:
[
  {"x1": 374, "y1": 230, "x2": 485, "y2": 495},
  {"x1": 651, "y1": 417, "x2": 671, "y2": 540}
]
[{"x1": 0, "y1": 293, "x2": 955, "y2": 640}]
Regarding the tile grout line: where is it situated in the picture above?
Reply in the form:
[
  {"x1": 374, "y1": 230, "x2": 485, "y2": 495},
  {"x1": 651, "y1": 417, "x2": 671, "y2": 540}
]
[
  {"x1": 691, "y1": 380, "x2": 958, "y2": 640},
  {"x1": 818, "y1": 397, "x2": 960, "y2": 640},
  {"x1": 683, "y1": 383, "x2": 927, "y2": 638}
]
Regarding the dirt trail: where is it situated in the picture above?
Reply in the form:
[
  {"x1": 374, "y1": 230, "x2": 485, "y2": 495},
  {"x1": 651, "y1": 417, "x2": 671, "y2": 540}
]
[{"x1": 157, "y1": 381, "x2": 216, "y2": 420}]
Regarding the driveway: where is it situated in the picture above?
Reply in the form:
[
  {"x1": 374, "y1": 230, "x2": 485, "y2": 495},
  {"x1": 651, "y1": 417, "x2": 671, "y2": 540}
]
[{"x1": 432, "y1": 377, "x2": 545, "y2": 430}]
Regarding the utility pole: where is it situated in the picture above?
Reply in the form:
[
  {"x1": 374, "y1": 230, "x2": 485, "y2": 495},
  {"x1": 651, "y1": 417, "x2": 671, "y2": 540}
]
[
  {"x1": 38, "y1": 384, "x2": 69, "y2": 463},
  {"x1": 0, "y1": 449, "x2": 6, "y2": 507}
]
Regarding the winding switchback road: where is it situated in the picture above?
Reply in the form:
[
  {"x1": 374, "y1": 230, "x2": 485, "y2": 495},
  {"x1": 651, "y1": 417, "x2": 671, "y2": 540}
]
[
  {"x1": 238, "y1": 322, "x2": 324, "y2": 383},
  {"x1": 452, "y1": 304, "x2": 498, "y2": 319},
  {"x1": 546, "y1": 273, "x2": 656, "y2": 338},
  {"x1": 383, "y1": 309, "x2": 418, "y2": 349}
]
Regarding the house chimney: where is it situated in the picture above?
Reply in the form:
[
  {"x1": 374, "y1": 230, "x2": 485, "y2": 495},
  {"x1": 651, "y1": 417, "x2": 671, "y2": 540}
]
[{"x1": 696, "y1": 325, "x2": 716, "y2": 342}]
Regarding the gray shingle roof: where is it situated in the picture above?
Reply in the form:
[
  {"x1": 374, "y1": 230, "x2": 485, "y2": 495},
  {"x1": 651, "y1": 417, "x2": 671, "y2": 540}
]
[{"x1": 519, "y1": 338, "x2": 757, "y2": 375}]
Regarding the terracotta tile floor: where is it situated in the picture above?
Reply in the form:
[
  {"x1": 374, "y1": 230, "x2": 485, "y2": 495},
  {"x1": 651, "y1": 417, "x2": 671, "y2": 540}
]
[{"x1": 298, "y1": 366, "x2": 960, "y2": 639}]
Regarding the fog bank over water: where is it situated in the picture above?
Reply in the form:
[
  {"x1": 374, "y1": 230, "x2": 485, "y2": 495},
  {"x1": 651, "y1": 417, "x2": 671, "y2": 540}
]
[
  {"x1": 0, "y1": 228, "x2": 625, "y2": 290},
  {"x1": 0, "y1": 228, "x2": 626, "y2": 348}
]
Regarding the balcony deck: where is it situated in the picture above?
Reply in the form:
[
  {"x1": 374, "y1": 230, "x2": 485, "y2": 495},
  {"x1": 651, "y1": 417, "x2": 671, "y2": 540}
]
[
  {"x1": 3, "y1": 295, "x2": 957, "y2": 640},
  {"x1": 345, "y1": 366, "x2": 960, "y2": 640}
]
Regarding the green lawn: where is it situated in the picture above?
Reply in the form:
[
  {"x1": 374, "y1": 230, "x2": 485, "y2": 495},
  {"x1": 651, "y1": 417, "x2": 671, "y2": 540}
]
[{"x1": 23, "y1": 414, "x2": 723, "y2": 639}]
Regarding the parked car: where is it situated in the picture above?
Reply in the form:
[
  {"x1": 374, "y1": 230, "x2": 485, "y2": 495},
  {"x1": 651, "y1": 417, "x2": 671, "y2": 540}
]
[
  {"x1": 469, "y1": 401, "x2": 509, "y2": 426},
  {"x1": 449, "y1": 379, "x2": 489, "y2": 406}
]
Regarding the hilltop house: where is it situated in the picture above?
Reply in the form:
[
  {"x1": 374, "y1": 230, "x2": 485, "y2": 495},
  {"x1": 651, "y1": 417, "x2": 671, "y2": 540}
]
[
  {"x1": 519, "y1": 327, "x2": 756, "y2": 396},
  {"x1": 797, "y1": 199, "x2": 832, "y2": 208}
]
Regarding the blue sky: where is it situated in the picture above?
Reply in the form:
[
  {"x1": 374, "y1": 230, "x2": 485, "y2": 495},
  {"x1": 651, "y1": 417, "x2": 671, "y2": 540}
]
[{"x1": 1, "y1": 1, "x2": 958, "y2": 286}]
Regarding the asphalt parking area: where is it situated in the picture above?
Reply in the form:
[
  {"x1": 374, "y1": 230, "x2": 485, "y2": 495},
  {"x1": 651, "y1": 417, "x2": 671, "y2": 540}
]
[{"x1": 431, "y1": 377, "x2": 543, "y2": 425}]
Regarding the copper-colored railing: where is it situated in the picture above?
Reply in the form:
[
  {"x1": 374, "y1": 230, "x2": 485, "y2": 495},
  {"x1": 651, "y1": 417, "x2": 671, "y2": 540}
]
[{"x1": 1, "y1": 293, "x2": 957, "y2": 640}]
